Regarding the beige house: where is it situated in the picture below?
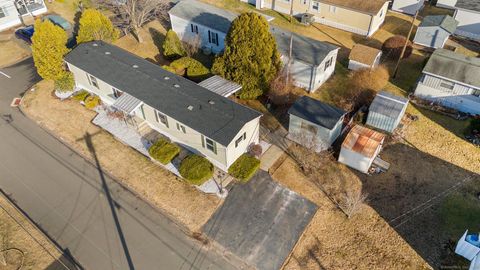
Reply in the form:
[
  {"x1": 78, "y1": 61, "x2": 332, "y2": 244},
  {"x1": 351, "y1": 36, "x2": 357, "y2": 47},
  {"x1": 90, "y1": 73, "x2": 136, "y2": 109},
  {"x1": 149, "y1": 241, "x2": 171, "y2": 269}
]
[
  {"x1": 242, "y1": 0, "x2": 389, "y2": 36},
  {"x1": 64, "y1": 41, "x2": 262, "y2": 171}
]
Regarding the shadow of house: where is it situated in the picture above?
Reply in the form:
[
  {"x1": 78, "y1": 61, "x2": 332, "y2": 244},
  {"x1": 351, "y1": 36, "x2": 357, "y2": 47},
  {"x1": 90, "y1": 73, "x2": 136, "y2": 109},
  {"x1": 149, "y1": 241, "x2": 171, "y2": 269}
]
[{"x1": 349, "y1": 142, "x2": 479, "y2": 268}]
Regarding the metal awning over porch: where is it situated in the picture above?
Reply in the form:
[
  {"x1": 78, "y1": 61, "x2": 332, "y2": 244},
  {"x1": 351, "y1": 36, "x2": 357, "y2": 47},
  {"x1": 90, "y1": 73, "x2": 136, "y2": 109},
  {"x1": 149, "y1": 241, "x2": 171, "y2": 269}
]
[
  {"x1": 198, "y1": 75, "x2": 242, "y2": 97},
  {"x1": 112, "y1": 93, "x2": 143, "y2": 115}
]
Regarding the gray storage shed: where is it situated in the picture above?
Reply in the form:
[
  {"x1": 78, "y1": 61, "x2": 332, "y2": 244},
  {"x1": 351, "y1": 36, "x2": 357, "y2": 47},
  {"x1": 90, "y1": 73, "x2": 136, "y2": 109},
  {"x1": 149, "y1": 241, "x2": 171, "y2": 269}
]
[
  {"x1": 413, "y1": 15, "x2": 458, "y2": 49},
  {"x1": 287, "y1": 96, "x2": 346, "y2": 152},
  {"x1": 366, "y1": 91, "x2": 409, "y2": 133}
]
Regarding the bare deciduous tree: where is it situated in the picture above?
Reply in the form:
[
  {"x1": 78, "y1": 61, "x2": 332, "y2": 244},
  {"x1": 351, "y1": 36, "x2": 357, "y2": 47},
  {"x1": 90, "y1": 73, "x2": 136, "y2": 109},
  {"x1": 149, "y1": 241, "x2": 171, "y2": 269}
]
[
  {"x1": 267, "y1": 67, "x2": 296, "y2": 105},
  {"x1": 337, "y1": 189, "x2": 368, "y2": 219},
  {"x1": 183, "y1": 34, "x2": 202, "y2": 58},
  {"x1": 102, "y1": 0, "x2": 170, "y2": 43}
]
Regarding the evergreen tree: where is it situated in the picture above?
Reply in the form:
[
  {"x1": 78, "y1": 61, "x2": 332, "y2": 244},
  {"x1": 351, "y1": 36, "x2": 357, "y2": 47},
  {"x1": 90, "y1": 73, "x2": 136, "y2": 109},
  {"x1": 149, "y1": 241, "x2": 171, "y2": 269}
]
[
  {"x1": 162, "y1": 30, "x2": 186, "y2": 59},
  {"x1": 76, "y1": 8, "x2": 119, "y2": 44},
  {"x1": 212, "y1": 12, "x2": 281, "y2": 99},
  {"x1": 32, "y1": 19, "x2": 69, "y2": 81}
]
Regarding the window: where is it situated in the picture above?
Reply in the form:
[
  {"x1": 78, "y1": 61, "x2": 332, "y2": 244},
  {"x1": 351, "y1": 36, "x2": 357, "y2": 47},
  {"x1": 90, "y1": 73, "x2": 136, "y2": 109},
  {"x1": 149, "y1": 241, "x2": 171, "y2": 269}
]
[
  {"x1": 324, "y1": 57, "x2": 333, "y2": 71},
  {"x1": 440, "y1": 80, "x2": 454, "y2": 91},
  {"x1": 303, "y1": 0, "x2": 307, "y2": 4},
  {"x1": 112, "y1": 87, "x2": 123, "y2": 98},
  {"x1": 0, "y1": 7, "x2": 6, "y2": 18},
  {"x1": 312, "y1": 1, "x2": 319, "y2": 11},
  {"x1": 301, "y1": 122, "x2": 318, "y2": 135},
  {"x1": 88, "y1": 74, "x2": 98, "y2": 88},
  {"x1": 379, "y1": 9, "x2": 384, "y2": 17},
  {"x1": 190, "y1": 24, "x2": 198, "y2": 34},
  {"x1": 204, "y1": 137, "x2": 216, "y2": 154},
  {"x1": 235, "y1": 132, "x2": 246, "y2": 148},
  {"x1": 176, "y1": 123, "x2": 186, "y2": 133},
  {"x1": 329, "y1": 5, "x2": 336, "y2": 13},
  {"x1": 472, "y1": 89, "x2": 480, "y2": 97},
  {"x1": 208, "y1": 30, "x2": 219, "y2": 46},
  {"x1": 155, "y1": 111, "x2": 169, "y2": 127}
]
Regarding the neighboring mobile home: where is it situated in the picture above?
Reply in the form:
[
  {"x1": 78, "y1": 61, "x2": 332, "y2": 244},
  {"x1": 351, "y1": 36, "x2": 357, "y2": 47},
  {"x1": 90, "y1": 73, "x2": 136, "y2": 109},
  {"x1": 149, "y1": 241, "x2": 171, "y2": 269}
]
[
  {"x1": 391, "y1": 0, "x2": 424, "y2": 16},
  {"x1": 413, "y1": 15, "x2": 458, "y2": 48},
  {"x1": 241, "y1": 0, "x2": 389, "y2": 36},
  {"x1": 287, "y1": 96, "x2": 346, "y2": 152},
  {"x1": 0, "y1": 0, "x2": 47, "y2": 31},
  {"x1": 168, "y1": 0, "x2": 339, "y2": 92},
  {"x1": 64, "y1": 41, "x2": 262, "y2": 171},
  {"x1": 453, "y1": 0, "x2": 480, "y2": 41},
  {"x1": 414, "y1": 49, "x2": 480, "y2": 115},
  {"x1": 366, "y1": 91, "x2": 409, "y2": 133},
  {"x1": 348, "y1": 44, "x2": 382, "y2": 71},
  {"x1": 338, "y1": 125, "x2": 385, "y2": 173}
]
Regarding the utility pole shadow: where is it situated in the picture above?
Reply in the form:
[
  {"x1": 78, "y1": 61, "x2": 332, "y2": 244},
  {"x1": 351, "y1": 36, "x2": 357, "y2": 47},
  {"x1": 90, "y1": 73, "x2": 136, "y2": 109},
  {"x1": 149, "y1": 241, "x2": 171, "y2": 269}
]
[{"x1": 83, "y1": 132, "x2": 135, "y2": 270}]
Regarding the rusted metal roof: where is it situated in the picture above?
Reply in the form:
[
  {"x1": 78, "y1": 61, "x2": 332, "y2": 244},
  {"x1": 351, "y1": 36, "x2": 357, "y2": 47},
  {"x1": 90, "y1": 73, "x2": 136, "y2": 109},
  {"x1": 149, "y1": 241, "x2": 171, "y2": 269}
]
[{"x1": 342, "y1": 125, "x2": 385, "y2": 158}]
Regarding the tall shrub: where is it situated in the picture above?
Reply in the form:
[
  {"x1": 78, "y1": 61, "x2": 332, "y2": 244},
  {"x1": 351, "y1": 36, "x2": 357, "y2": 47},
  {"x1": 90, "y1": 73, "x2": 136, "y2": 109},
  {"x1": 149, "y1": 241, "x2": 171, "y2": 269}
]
[
  {"x1": 212, "y1": 12, "x2": 281, "y2": 99},
  {"x1": 162, "y1": 30, "x2": 186, "y2": 59},
  {"x1": 76, "y1": 8, "x2": 119, "y2": 44},
  {"x1": 32, "y1": 19, "x2": 69, "y2": 81}
]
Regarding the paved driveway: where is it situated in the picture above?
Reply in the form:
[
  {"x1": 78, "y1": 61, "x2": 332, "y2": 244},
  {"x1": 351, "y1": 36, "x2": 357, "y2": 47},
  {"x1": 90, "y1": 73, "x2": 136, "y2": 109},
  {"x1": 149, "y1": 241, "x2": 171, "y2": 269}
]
[
  {"x1": 0, "y1": 58, "x2": 238, "y2": 270},
  {"x1": 203, "y1": 170, "x2": 318, "y2": 270}
]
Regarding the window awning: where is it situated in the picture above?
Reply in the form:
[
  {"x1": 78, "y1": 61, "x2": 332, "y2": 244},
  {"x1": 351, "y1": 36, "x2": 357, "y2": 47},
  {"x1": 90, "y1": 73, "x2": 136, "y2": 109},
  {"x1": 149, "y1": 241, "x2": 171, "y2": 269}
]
[
  {"x1": 112, "y1": 93, "x2": 143, "y2": 115},
  {"x1": 198, "y1": 75, "x2": 242, "y2": 97}
]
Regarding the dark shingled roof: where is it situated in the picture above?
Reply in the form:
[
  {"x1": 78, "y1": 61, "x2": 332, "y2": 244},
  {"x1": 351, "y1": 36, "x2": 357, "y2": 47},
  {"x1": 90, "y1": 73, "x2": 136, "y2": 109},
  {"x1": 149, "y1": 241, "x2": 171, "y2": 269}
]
[
  {"x1": 64, "y1": 41, "x2": 261, "y2": 146},
  {"x1": 369, "y1": 91, "x2": 408, "y2": 118},
  {"x1": 423, "y1": 49, "x2": 480, "y2": 88},
  {"x1": 455, "y1": 0, "x2": 480, "y2": 12},
  {"x1": 271, "y1": 27, "x2": 339, "y2": 66},
  {"x1": 168, "y1": 0, "x2": 237, "y2": 33},
  {"x1": 419, "y1": 15, "x2": 458, "y2": 34},
  {"x1": 288, "y1": 96, "x2": 346, "y2": 130}
]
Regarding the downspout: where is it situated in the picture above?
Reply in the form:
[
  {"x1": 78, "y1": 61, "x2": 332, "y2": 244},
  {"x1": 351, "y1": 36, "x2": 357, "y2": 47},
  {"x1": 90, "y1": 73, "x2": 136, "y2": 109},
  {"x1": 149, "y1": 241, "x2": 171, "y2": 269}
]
[{"x1": 367, "y1": 14, "x2": 373, "y2": 37}]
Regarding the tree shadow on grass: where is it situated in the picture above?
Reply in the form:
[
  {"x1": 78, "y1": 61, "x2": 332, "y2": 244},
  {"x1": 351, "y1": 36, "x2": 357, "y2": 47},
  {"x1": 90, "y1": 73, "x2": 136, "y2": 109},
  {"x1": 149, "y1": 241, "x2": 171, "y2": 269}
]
[{"x1": 349, "y1": 142, "x2": 479, "y2": 268}]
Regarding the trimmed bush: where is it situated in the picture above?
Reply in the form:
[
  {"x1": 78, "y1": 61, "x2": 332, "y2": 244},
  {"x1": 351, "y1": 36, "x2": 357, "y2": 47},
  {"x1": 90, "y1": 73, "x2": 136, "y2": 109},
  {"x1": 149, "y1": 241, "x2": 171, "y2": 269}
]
[
  {"x1": 84, "y1": 95, "x2": 100, "y2": 109},
  {"x1": 54, "y1": 72, "x2": 75, "y2": 92},
  {"x1": 148, "y1": 138, "x2": 180, "y2": 164},
  {"x1": 382, "y1": 35, "x2": 412, "y2": 60},
  {"x1": 72, "y1": 90, "x2": 90, "y2": 101},
  {"x1": 228, "y1": 154, "x2": 260, "y2": 182},
  {"x1": 169, "y1": 57, "x2": 210, "y2": 82},
  {"x1": 179, "y1": 155, "x2": 214, "y2": 185},
  {"x1": 162, "y1": 30, "x2": 186, "y2": 59}
]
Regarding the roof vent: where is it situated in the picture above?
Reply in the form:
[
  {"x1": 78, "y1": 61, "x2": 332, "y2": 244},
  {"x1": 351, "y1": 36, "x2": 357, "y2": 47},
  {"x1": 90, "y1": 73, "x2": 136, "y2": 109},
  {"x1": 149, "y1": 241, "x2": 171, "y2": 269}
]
[
  {"x1": 105, "y1": 51, "x2": 111, "y2": 55},
  {"x1": 92, "y1": 43, "x2": 98, "y2": 47},
  {"x1": 187, "y1": 105, "x2": 194, "y2": 111},
  {"x1": 173, "y1": 84, "x2": 180, "y2": 88},
  {"x1": 164, "y1": 76, "x2": 170, "y2": 80},
  {"x1": 208, "y1": 100, "x2": 215, "y2": 105},
  {"x1": 132, "y1": 64, "x2": 139, "y2": 68}
]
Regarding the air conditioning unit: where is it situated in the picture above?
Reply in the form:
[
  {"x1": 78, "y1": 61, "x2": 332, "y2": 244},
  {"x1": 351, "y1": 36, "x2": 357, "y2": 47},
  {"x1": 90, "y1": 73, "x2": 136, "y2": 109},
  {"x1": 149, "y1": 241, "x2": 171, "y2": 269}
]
[{"x1": 301, "y1": 13, "x2": 314, "y2": 25}]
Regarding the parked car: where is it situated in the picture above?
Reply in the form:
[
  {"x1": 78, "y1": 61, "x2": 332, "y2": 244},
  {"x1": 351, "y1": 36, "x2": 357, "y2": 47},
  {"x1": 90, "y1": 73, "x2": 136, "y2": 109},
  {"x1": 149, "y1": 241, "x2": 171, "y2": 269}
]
[
  {"x1": 15, "y1": 25, "x2": 35, "y2": 44},
  {"x1": 43, "y1": 14, "x2": 72, "y2": 30}
]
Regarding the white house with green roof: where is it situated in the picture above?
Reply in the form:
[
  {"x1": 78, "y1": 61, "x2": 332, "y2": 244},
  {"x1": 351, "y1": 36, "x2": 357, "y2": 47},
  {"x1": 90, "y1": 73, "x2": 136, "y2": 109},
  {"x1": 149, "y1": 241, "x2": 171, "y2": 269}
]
[{"x1": 414, "y1": 49, "x2": 480, "y2": 115}]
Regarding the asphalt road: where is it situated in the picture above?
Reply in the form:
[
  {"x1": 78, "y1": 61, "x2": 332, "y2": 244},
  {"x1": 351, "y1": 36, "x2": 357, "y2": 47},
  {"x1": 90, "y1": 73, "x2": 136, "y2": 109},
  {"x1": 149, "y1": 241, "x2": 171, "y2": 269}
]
[{"x1": 0, "y1": 58, "x2": 238, "y2": 270}]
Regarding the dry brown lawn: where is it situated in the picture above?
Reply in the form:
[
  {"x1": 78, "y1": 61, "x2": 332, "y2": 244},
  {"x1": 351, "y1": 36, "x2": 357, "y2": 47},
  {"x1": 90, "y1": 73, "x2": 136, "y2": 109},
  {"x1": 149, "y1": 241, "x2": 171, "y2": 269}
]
[
  {"x1": 0, "y1": 34, "x2": 30, "y2": 68},
  {"x1": 272, "y1": 158, "x2": 431, "y2": 270},
  {"x1": 21, "y1": 80, "x2": 221, "y2": 232},
  {"x1": 0, "y1": 195, "x2": 67, "y2": 270}
]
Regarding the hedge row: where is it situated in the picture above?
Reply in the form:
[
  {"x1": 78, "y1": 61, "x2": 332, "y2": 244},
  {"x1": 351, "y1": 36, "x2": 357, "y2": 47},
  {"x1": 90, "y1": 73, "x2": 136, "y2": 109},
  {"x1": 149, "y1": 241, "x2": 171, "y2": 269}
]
[
  {"x1": 228, "y1": 154, "x2": 260, "y2": 182},
  {"x1": 179, "y1": 154, "x2": 214, "y2": 185},
  {"x1": 148, "y1": 138, "x2": 181, "y2": 165}
]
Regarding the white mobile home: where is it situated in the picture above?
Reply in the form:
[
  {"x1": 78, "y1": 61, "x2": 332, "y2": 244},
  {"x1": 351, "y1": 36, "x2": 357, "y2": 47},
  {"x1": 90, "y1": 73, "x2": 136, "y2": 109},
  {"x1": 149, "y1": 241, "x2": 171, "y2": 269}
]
[
  {"x1": 414, "y1": 49, "x2": 480, "y2": 115},
  {"x1": 453, "y1": 0, "x2": 480, "y2": 41},
  {"x1": 391, "y1": 0, "x2": 424, "y2": 16},
  {"x1": 413, "y1": 15, "x2": 458, "y2": 48},
  {"x1": 0, "y1": 0, "x2": 47, "y2": 31},
  {"x1": 168, "y1": 0, "x2": 339, "y2": 92},
  {"x1": 338, "y1": 125, "x2": 385, "y2": 173},
  {"x1": 64, "y1": 41, "x2": 262, "y2": 171},
  {"x1": 287, "y1": 96, "x2": 346, "y2": 152},
  {"x1": 348, "y1": 43, "x2": 382, "y2": 71}
]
